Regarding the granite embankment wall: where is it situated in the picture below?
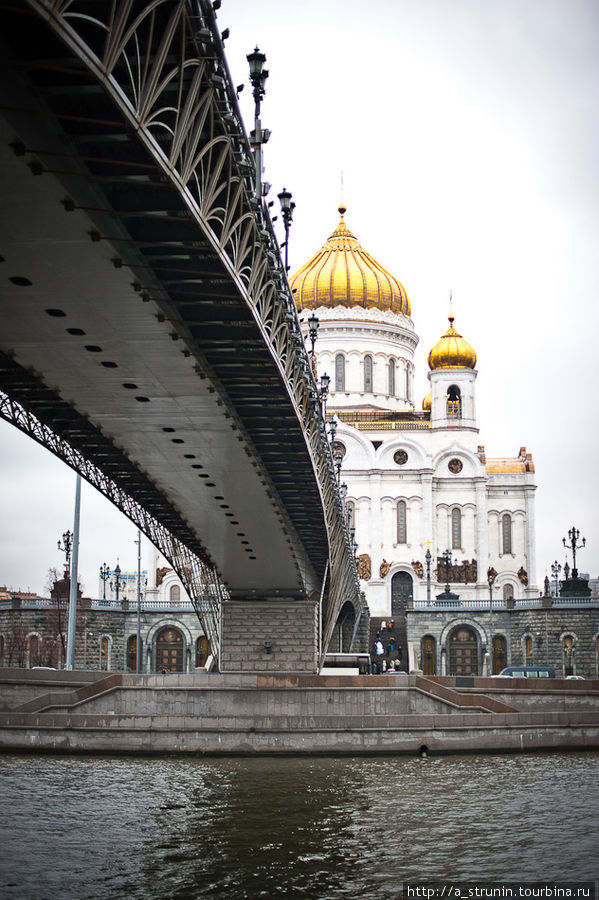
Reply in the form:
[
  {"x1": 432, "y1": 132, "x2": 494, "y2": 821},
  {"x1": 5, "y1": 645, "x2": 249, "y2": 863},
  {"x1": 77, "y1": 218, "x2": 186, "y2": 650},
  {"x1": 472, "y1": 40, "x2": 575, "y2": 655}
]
[{"x1": 0, "y1": 669, "x2": 598, "y2": 755}]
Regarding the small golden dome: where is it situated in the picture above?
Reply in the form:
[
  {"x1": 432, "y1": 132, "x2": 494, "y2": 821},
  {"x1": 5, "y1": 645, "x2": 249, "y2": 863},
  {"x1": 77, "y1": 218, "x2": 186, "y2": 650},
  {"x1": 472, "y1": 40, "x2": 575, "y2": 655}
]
[
  {"x1": 290, "y1": 207, "x2": 411, "y2": 316},
  {"x1": 428, "y1": 316, "x2": 477, "y2": 370},
  {"x1": 422, "y1": 392, "x2": 431, "y2": 411}
]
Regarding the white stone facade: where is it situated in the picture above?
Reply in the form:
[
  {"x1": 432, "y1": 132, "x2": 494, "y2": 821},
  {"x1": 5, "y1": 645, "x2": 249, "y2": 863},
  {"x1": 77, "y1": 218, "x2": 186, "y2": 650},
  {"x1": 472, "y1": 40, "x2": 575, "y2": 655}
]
[{"x1": 306, "y1": 306, "x2": 539, "y2": 617}]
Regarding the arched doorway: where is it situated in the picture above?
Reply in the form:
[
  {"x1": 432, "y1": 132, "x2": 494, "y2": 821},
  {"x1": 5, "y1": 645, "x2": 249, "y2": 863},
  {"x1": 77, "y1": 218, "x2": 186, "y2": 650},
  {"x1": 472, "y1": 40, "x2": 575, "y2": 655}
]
[
  {"x1": 449, "y1": 626, "x2": 479, "y2": 675},
  {"x1": 391, "y1": 572, "x2": 413, "y2": 672},
  {"x1": 492, "y1": 635, "x2": 506, "y2": 674},
  {"x1": 156, "y1": 627, "x2": 184, "y2": 672},
  {"x1": 421, "y1": 635, "x2": 436, "y2": 675}
]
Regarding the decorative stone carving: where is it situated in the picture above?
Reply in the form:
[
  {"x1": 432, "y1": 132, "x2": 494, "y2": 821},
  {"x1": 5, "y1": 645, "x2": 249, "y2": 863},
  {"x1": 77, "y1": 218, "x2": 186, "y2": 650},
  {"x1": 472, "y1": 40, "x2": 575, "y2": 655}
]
[
  {"x1": 518, "y1": 567, "x2": 528, "y2": 585},
  {"x1": 436, "y1": 558, "x2": 478, "y2": 584},
  {"x1": 379, "y1": 559, "x2": 392, "y2": 578},
  {"x1": 357, "y1": 553, "x2": 371, "y2": 581},
  {"x1": 411, "y1": 560, "x2": 423, "y2": 578},
  {"x1": 448, "y1": 458, "x2": 463, "y2": 474},
  {"x1": 155, "y1": 566, "x2": 172, "y2": 586}
]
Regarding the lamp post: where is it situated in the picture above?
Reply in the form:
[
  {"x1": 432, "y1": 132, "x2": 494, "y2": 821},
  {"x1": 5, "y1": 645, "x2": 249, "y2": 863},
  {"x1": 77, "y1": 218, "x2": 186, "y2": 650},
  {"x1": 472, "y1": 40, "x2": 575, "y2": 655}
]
[
  {"x1": 563, "y1": 526, "x2": 586, "y2": 579},
  {"x1": 278, "y1": 187, "x2": 295, "y2": 272},
  {"x1": 328, "y1": 416, "x2": 337, "y2": 447},
  {"x1": 440, "y1": 548, "x2": 454, "y2": 594},
  {"x1": 551, "y1": 560, "x2": 562, "y2": 598},
  {"x1": 319, "y1": 373, "x2": 330, "y2": 418},
  {"x1": 57, "y1": 530, "x2": 73, "y2": 576},
  {"x1": 247, "y1": 46, "x2": 269, "y2": 201},
  {"x1": 99, "y1": 562, "x2": 110, "y2": 601},
  {"x1": 425, "y1": 544, "x2": 432, "y2": 606},
  {"x1": 487, "y1": 566, "x2": 497, "y2": 674},
  {"x1": 307, "y1": 312, "x2": 319, "y2": 358},
  {"x1": 135, "y1": 531, "x2": 142, "y2": 674},
  {"x1": 110, "y1": 563, "x2": 126, "y2": 605}
]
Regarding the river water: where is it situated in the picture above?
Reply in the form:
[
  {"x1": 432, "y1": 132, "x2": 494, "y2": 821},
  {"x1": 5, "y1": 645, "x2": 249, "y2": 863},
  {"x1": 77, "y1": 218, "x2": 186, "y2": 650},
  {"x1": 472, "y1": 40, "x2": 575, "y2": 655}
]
[{"x1": 1, "y1": 752, "x2": 597, "y2": 899}]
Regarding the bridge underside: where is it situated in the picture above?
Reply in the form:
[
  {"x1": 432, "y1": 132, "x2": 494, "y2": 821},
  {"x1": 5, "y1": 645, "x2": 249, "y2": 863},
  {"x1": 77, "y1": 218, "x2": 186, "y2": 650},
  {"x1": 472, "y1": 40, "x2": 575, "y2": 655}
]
[{"x1": 0, "y1": 6, "x2": 327, "y2": 600}]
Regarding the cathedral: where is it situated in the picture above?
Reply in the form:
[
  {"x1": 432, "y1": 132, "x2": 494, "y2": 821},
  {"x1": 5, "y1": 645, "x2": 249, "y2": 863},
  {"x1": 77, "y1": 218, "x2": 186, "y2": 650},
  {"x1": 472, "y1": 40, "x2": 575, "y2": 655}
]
[{"x1": 291, "y1": 206, "x2": 542, "y2": 670}]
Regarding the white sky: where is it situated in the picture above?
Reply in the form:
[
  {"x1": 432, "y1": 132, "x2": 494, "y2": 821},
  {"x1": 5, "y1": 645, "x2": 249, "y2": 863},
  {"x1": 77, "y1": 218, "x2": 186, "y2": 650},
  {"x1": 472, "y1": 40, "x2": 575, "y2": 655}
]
[{"x1": 1, "y1": 0, "x2": 598, "y2": 594}]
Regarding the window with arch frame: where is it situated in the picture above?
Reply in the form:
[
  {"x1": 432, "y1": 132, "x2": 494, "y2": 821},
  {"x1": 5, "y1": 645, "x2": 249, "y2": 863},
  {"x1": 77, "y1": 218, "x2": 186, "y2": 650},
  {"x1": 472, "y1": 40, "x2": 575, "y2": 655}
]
[
  {"x1": 397, "y1": 500, "x2": 407, "y2": 544},
  {"x1": 100, "y1": 635, "x2": 109, "y2": 671},
  {"x1": 451, "y1": 508, "x2": 462, "y2": 549},
  {"x1": 502, "y1": 513, "x2": 512, "y2": 554},
  {"x1": 447, "y1": 384, "x2": 461, "y2": 418},
  {"x1": 388, "y1": 359, "x2": 395, "y2": 396},
  {"x1": 364, "y1": 354, "x2": 373, "y2": 392},
  {"x1": 335, "y1": 353, "x2": 345, "y2": 391},
  {"x1": 169, "y1": 584, "x2": 180, "y2": 605},
  {"x1": 503, "y1": 583, "x2": 514, "y2": 600}
]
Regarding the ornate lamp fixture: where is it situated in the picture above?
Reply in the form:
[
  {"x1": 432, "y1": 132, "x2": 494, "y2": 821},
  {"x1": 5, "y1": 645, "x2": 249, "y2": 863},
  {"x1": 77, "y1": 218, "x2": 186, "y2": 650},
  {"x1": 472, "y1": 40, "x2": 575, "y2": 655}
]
[{"x1": 277, "y1": 187, "x2": 295, "y2": 272}]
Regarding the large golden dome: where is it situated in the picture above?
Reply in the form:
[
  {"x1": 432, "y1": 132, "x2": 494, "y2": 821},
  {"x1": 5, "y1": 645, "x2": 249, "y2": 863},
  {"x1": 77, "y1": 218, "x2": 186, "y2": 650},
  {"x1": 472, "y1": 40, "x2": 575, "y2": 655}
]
[
  {"x1": 428, "y1": 316, "x2": 477, "y2": 370},
  {"x1": 290, "y1": 207, "x2": 411, "y2": 316}
]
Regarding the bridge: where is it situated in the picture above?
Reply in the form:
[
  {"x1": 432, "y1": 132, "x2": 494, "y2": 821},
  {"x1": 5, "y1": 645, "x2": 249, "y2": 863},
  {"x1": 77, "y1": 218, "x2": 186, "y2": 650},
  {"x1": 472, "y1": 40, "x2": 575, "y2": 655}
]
[{"x1": 0, "y1": 0, "x2": 365, "y2": 665}]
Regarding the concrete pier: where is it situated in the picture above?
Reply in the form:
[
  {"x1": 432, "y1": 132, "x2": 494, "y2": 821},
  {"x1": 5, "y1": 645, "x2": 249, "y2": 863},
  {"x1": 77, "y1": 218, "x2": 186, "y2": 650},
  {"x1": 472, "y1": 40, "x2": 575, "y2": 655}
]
[{"x1": 0, "y1": 668, "x2": 598, "y2": 755}]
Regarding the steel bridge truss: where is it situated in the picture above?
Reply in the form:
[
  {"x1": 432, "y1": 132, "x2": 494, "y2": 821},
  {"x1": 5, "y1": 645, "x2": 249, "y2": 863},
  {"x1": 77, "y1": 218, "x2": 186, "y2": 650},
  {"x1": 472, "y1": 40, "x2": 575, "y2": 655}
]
[
  {"x1": 2, "y1": 0, "x2": 363, "y2": 656},
  {"x1": 0, "y1": 388, "x2": 225, "y2": 655}
]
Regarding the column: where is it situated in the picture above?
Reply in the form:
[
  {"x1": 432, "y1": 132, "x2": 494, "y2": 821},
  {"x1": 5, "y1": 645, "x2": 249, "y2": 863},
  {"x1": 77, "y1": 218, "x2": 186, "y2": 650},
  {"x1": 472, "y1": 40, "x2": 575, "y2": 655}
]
[
  {"x1": 475, "y1": 478, "x2": 488, "y2": 590},
  {"x1": 524, "y1": 485, "x2": 537, "y2": 595}
]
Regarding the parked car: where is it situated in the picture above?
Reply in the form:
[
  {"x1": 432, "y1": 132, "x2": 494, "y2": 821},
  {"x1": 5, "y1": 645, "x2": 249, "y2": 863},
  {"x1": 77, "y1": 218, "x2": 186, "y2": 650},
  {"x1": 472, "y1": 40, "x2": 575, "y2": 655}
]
[
  {"x1": 565, "y1": 675, "x2": 585, "y2": 680},
  {"x1": 498, "y1": 665, "x2": 556, "y2": 678}
]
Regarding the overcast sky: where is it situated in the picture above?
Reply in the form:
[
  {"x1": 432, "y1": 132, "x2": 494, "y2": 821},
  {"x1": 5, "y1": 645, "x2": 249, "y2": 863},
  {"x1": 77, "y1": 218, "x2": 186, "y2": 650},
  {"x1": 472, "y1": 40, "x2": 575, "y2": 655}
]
[{"x1": 1, "y1": 0, "x2": 598, "y2": 594}]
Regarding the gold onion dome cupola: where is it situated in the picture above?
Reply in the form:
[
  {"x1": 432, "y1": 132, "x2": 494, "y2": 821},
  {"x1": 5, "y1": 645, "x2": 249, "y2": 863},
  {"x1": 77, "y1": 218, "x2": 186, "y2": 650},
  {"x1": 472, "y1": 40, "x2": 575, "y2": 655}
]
[
  {"x1": 289, "y1": 206, "x2": 411, "y2": 316},
  {"x1": 428, "y1": 315, "x2": 477, "y2": 370}
]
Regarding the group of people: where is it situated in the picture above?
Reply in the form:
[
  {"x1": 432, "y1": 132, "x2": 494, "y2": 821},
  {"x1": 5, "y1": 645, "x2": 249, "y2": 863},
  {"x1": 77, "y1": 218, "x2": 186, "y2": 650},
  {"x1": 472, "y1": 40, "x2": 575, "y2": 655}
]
[{"x1": 372, "y1": 619, "x2": 404, "y2": 674}]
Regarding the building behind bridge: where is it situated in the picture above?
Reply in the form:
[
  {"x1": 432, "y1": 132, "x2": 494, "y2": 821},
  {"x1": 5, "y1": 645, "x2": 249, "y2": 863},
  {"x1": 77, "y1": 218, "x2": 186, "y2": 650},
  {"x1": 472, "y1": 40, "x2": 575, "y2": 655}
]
[{"x1": 1, "y1": 210, "x2": 598, "y2": 678}]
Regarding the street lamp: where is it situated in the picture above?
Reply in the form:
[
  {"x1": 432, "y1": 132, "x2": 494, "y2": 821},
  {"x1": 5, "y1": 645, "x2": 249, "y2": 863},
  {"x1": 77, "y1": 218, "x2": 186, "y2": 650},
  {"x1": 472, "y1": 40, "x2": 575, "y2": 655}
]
[
  {"x1": 278, "y1": 187, "x2": 295, "y2": 272},
  {"x1": 110, "y1": 563, "x2": 127, "y2": 605},
  {"x1": 319, "y1": 372, "x2": 330, "y2": 418},
  {"x1": 440, "y1": 548, "x2": 455, "y2": 594},
  {"x1": 57, "y1": 530, "x2": 73, "y2": 576},
  {"x1": 551, "y1": 560, "x2": 562, "y2": 598},
  {"x1": 99, "y1": 562, "x2": 110, "y2": 601},
  {"x1": 307, "y1": 312, "x2": 319, "y2": 357},
  {"x1": 487, "y1": 566, "x2": 497, "y2": 674},
  {"x1": 247, "y1": 46, "x2": 269, "y2": 200},
  {"x1": 563, "y1": 526, "x2": 586, "y2": 579}
]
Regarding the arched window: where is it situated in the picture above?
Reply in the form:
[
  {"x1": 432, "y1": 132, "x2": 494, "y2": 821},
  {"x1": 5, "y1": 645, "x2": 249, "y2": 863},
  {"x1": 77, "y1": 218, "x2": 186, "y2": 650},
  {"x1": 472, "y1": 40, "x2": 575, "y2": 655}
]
[
  {"x1": 346, "y1": 500, "x2": 355, "y2": 528},
  {"x1": 405, "y1": 366, "x2": 410, "y2": 400},
  {"x1": 100, "y1": 636, "x2": 109, "y2": 671},
  {"x1": 364, "y1": 354, "x2": 373, "y2": 392},
  {"x1": 156, "y1": 627, "x2": 184, "y2": 672},
  {"x1": 388, "y1": 359, "x2": 395, "y2": 396},
  {"x1": 502, "y1": 514, "x2": 512, "y2": 554},
  {"x1": 397, "y1": 500, "x2": 407, "y2": 544},
  {"x1": 525, "y1": 635, "x2": 533, "y2": 660},
  {"x1": 451, "y1": 508, "x2": 462, "y2": 549},
  {"x1": 127, "y1": 635, "x2": 140, "y2": 673},
  {"x1": 335, "y1": 354, "x2": 345, "y2": 391},
  {"x1": 196, "y1": 636, "x2": 211, "y2": 668},
  {"x1": 447, "y1": 385, "x2": 461, "y2": 418},
  {"x1": 503, "y1": 583, "x2": 514, "y2": 600},
  {"x1": 169, "y1": 584, "x2": 180, "y2": 605}
]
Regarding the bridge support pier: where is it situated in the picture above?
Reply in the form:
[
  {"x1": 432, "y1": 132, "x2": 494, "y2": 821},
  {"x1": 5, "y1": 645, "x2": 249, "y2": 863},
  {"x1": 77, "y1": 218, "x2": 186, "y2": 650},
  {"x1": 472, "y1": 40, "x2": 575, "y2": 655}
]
[{"x1": 220, "y1": 599, "x2": 318, "y2": 673}]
